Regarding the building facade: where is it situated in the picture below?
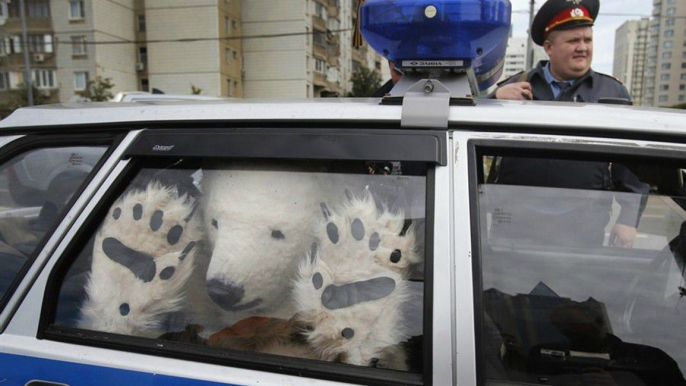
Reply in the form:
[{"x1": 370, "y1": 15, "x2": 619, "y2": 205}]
[
  {"x1": 641, "y1": 0, "x2": 686, "y2": 107},
  {"x1": 497, "y1": 37, "x2": 547, "y2": 83},
  {"x1": 0, "y1": 0, "x2": 383, "y2": 112},
  {"x1": 613, "y1": 18, "x2": 649, "y2": 104}
]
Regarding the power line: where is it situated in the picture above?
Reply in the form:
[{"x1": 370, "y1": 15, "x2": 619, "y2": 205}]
[
  {"x1": 5, "y1": 28, "x2": 354, "y2": 46},
  {"x1": 512, "y1": 9, "x2": 686, "y2": 19}
]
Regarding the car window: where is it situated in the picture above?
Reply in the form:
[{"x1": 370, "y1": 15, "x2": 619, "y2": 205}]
[
  {"x1": 477, "y1": 151, "x2": 686, "y2": 385},
  {"x1": 52, "y1": 158, "x2": 427, "y2": 376},
  {"x1": 0, "y1": 145, "x2": 107, "y2": 305}
]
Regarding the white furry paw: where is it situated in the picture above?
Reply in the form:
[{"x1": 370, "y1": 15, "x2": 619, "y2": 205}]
[
  {"x1": 79, "y1": 183, "x2": 202, "y2": 337},
  {"x1": 293, "y1": 191, "x2": 420, "y2": 369}
]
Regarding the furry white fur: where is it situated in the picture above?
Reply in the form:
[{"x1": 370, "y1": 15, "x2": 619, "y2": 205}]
[
  {"x1": 201, "y1": 162, "x2": 341, "y2": 326},
  {"x1": 293, "y1": 191, "x2": 420, "y2": 369},
  {"x1": 79, "y1": 184, "x2": 202, "y2": 337}
]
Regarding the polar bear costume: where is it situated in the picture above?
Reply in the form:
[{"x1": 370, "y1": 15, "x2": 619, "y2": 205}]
[
  {"x1": 200, "y1": 161, "x2": 345, "y2": 329},
  {"x1": 79, "y1": 183, "x2": 203, "y2": 337},
  {"x1": 293, "y1": 191, "x2": 421, "y2": 369}
]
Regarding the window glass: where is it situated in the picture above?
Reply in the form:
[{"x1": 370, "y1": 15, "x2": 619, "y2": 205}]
[
  {"x1": 0, "y1": 145, "x2": 107, "y2": 305},
  {"x1": 74, "y1": 72, "x2": 88, "y2": 91},
  {"x1": 53, "y1": 159, "x2": 427, "y2": 373},
  {"x1": 69, "y1": 0, "x2": 84, "y2": 19},
  {"x1": 478, "y1": 151, "x2": 686, "y2": 385}
]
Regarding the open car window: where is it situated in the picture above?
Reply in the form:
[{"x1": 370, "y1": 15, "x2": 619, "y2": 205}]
[
  {"x1": 476, "y1": 151, "x2": 686, "y2": 386},
  {"x1": 51, "y1": 157, "x2": 427, "y2": 377}
]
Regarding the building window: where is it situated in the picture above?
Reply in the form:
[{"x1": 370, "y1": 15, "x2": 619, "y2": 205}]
[
  {"x1": 666, "y1": 7, "x2": 676, "y2": 16},
  {"x1": 664, "y1": 30, "x2": 674, "y2": 38},
  {"x1": 680, "y1": 95, "x2": 685, "y2": 102},
  {"x1": 314, "y1": 2, "x2": 326, "y2": 19},
  {"x1": 137, "y1": 14, "x2": 146, "y2": 32},
  {"x1": 0, "y1": 39, "x2": 8, "y2": 56},
  {"x1": 662, "y1": 63, "x2": 671, "y2": 70},
  {"x1": 665, "y1": 19, "x2": 675, "y2": 26},
  {"x1": 683, "y1": 63, "x2": 686, "y2": 69},
  {"x1": 27, "y1": 0, "x2": 50, "y2": 18},
  {"x1": 680, "y1": 85, "x2": 685, "y2": 91},
  {"x1": 660, "y1": 84, "x2": 669, "y2": 91},
  {"x1": 74, "y1": 71, "x2": 88, "y2": 91},
  {"x1": 664, "y1": 41, "x2": 674, "y2": 49},
  {"x1": 33, "y1": 69, "x2": 55, "y2": 88},
  {"x1": 227, "y1": 78, "x2": 233, "y2": 96},
  {"x1": 71, "y1": 36, "x2": 87, "y2": 56},
  {"x1": 663, "y1": 52, "x2": 672, "y2": 59},
  {"x1": 315, "y1": 58, "x2": 326, "y2": 73},
  {"x1": 141, "y1": 78, "x2": 149, "y2": 92},
  {"x1": 681, "y1": 74, "x2": 686, "y2": 80},
  {"x1": 69, "y1": 0, "x2": 85, "y2": 20},
  {"x1": 224, "y1": 16, "x2": 230, "y2": 35},
  {"x1": 225, "y1": 48, "x2": 231, "y2": 65},
  {"x1": 0, "y1": 72, "x2": 8, "y2": 90},
  {"x1": 138, "y1": 47, "x2": 147, "y2": 64},
  {"x1": 313, "y1": 30, "x2": 327, "y2": 47},
  {"x1": 661, "y1": 74, "x2": 670, "y2": 81}
]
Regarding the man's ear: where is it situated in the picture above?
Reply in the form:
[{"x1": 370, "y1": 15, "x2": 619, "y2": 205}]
[{"x1": 543, "y1": 39, "x2": 553, "y2": 55}]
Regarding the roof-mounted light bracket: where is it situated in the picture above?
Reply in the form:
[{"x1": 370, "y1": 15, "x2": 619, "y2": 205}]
[{"x1": 390, "y1": 69, "x2": 476, "y2": 128}]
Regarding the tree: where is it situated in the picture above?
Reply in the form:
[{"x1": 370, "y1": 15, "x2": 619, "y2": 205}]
[
  {"x1": 7, "y1": 83, "x2": 50, "y2": 111},
  {"x1": 78, "y1": 76, "x2": 115, "y2": 101},
  {"x1": 349, "y1": 67, "x2": 382, "y2": 97},
  {"x1": 669, "y1": 102, "x2": 686, "y2": 110}
]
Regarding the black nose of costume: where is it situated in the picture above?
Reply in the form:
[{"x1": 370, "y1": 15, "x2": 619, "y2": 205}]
[{"x1": 206, "y1": 279, "x2": 245, "y2": 310}]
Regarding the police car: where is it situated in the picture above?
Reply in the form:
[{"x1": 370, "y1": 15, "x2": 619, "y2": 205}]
[{"x1": 1, "y1": 1, "x2": 685, "y2": 385}]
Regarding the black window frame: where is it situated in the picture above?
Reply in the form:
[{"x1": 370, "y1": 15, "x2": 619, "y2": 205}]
[{"x1": 40, "y1": 126, "x2": 444, "y2": 386}]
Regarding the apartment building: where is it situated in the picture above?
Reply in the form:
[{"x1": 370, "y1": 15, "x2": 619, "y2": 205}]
[
  {"x1": 242, "y1": 0, "x2": 379, "y2": 98},
  {"x1": 0, "y1": 0, "x2": 382, "y2": 110},
  {"x1": 497, "y1": 37, "x2": 547, "y2": 83},
  {"x1": 613, "y1": 18, "x2": 649, "y2": 104},
  {"x1": 641, "y1": 0, "x2": 686, "y2": 107}
]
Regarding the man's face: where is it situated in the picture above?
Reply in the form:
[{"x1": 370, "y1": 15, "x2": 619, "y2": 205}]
[{"x1": 543, "y1": 26, "x2": 593, "y2": 80}]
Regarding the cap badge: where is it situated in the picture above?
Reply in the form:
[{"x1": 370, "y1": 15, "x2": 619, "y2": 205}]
[{"x1": 571, "y1": 8, "x2": 584, "y2": 17}]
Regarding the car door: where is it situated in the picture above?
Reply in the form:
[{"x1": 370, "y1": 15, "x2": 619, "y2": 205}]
[
  {"x1": 466, "y1": 131, "x2": 686, "y2": 386},
  {"x1": 2, "y1": 125, "x2": 450, "y2": 386}
]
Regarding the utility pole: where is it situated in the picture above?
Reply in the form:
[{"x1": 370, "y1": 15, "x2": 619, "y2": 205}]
[
  {"x1": 525, "y1": 0, "x2": 535, "y2": 70},
  {"x1": 19, "y1": 0, "x2": 33, "y2": 106}
]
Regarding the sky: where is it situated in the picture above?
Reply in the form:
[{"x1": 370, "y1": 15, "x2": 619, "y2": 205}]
[{"x1": 507, "y1": 0, "x2": 654, "y2": 75}]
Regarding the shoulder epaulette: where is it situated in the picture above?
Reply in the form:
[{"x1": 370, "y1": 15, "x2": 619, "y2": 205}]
[{"x1": 596, "y1": 72, "x2": 624, "y2": 85}]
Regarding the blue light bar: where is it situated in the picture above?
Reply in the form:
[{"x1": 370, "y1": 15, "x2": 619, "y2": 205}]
[{"x1": 360, "y1": 0, "x2": 512, "y2": 90}]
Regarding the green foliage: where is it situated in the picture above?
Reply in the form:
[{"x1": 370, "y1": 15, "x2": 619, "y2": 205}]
[
  {"x1": 669, "y1": 102, "x2": 686, "y2": 110},
  {"x1": 78, "y1": 76, "x2": 115, "y2": 102},
  {"x1": 8, "y1": 83, "x2": 50, "y2": 110},
  {"x1": 350, "y1": 67, "x2": 382, "y2": 97},
  {"x1": 191, "y1": 85, "x2": 203, "y2": 95}
]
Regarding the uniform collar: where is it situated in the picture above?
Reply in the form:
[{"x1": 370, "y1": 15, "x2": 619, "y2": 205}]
[{"x1": 533, "y1": 61, "x2": 595, "y2": 86}]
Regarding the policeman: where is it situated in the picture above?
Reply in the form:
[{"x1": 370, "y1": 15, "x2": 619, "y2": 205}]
[
  {"x1": 488, "y1": 0, "x2": 648, "y2": 248},
  {"x1": 492, "y1": 0, "x2": 630, "y2": 103}
]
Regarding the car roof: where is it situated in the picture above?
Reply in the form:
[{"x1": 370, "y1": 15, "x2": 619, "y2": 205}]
[{"x1": 1, "y1": 98, "x2": 684, "y2": 138}]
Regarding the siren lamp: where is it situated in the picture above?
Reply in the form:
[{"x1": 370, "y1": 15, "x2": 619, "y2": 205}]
[{"x1": 360, "y1": 0, "x2": 512, "y2": 91}]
